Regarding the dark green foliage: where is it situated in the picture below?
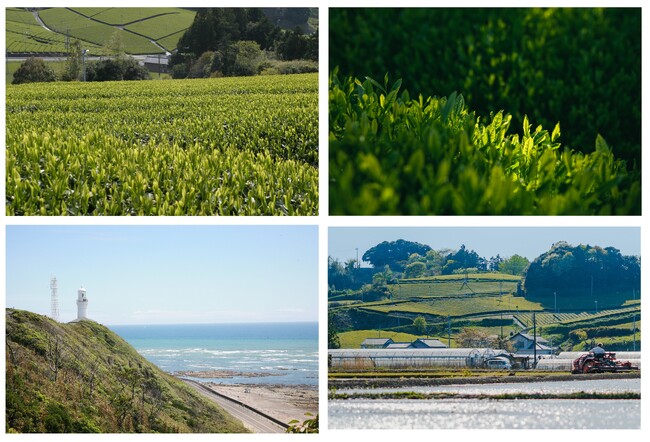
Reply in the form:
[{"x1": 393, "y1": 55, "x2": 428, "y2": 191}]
[
  {"x1": 330, "y1": 8, "x2": 641, "y2": 168},
  {"x1": 329, "y1": 73, "x2": 640, "y2": 215},
  {"x1": 228, "y1": 41, "x2": 264, "y2": 76},
  {"x1": 277, "y1": 27, "x2": 318, "y2": 61},
  {"x1": 442, "y1": 245, "x2": 486, "y2": 274},
  {"x1": 44, "y1": 403, "x2": 73, "y2": 433},
  {"x1": 12, "y1": 58, "x2": 56, "y2": 84},
  {"x1": 524, "y1": 242, "x2": 640, "y2": 306},
  {"x1": 362, "y1": 239, "x2": 432, "y2": 270},
  {"x1": 173, "y1": 8, "x2": 317, "y2": 78},
  {"x1": 90, "y1": 57, "x2": 151, "y2": 82},
  {"x1": 328, "y1": 316, "x2": 341, "y2": 349},
  {"x1": 188, "y1": 51, "x2": 215, "y2": 78},
  {"x1": 260, "y1": 59, "x2": 318, "y2": 75}
]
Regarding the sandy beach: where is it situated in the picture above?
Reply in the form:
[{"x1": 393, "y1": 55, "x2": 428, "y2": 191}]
[{"x1": 204, "y1": 382, "x2": 318, "y2": 425}]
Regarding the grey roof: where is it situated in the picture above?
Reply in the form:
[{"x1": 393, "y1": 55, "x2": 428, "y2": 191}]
[
  {"x1": 413, "y1": 338, "x2": 447, "y2": 348},
  {"x1": 361, "y1": 338, "x2": 393, "y2": 346},
  {"x1": 385, "y1": 342, "x2": 413, "y2": 349},
  {"x1": 511, "y1": 332, "x2": 549, "y2": 344},
  {"x1": 143, "y1": 56, "x2": 169, "y2": 65}
]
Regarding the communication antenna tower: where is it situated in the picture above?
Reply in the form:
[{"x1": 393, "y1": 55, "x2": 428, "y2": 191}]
[{"x1": 50, "y1": 277, "x2": 59, "y2": 321}]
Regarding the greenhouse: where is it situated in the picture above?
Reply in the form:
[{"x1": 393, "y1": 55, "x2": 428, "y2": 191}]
[{"x1": 328, "y1": 348, "x2": 506, "y2": 369}]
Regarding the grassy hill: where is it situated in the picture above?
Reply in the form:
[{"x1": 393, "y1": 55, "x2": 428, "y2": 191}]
[
  {"x1": 329, "y1": 273, "x2": 641, "y2": 351},
  {"x1": 6, "y1": 308, "x2": 248, "y2": 433}
]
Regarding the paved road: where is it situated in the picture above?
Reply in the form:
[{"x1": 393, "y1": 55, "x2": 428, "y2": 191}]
[{"x1": 182, "y1": 379, "x2": 286, "y2": 434}]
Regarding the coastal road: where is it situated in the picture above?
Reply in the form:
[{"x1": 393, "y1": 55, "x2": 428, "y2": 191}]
[{"x1": 182, "y1": 379, "x2": 287, "y2": 434}]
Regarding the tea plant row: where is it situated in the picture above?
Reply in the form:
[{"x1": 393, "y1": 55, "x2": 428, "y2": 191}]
[
  {"x1": 329, "y1": 73, "x2": 640, "y2": 215},
  {"x1": 6, "y1": 74, "x2": 318, "y2": 215}
]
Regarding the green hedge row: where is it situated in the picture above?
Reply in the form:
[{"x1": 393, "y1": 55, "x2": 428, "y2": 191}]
[
  {"x1": 330, "y1": 8, "x2": 641, "y2": 169},
  {"x1": 329, "y1": 73, "x2": 640, "y2": 215}
]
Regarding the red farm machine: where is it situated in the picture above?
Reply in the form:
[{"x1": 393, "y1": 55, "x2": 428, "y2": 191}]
[{"x1": 571, "y1": 352, "x2": 639, "y2": 374}]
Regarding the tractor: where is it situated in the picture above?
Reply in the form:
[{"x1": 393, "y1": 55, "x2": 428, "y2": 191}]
[{"x1": 571, "y1": 351, "x2": 638, "y2": 374}]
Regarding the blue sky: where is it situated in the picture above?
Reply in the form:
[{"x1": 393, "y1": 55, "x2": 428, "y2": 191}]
[
  {"x1": 6, "y1": 225, "x2": 318, "y2": 325},
  {"x1": 329, "y1": 227, "x2": 640, "y2": 267}
]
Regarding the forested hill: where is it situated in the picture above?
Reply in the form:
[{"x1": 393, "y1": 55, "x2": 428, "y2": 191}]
[{"x1": 6, "y1": 309, "x2": 248, "y2": 433}]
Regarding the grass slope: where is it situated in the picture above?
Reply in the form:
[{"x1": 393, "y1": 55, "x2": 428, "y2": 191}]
[
  {"x1": 6, "y1": 308, "x2": 248, "y2": 433},
  {"x1": 338, "y1": 330, "x2": 420, "y2": 348}
]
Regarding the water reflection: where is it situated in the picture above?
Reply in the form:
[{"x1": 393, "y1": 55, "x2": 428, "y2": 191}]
[{"x1": 329, "y1": 398, "x2": 640, "y2": 429}]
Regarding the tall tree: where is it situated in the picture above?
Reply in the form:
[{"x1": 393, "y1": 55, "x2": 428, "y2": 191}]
[
  {"x1": 63, "y1": 40, "x2": 83, "y2": 81},
  {"x1": 362, "y1": 239, "x2": 431, "y2": 270},
  {"x1": 499, "y1": 255, "x2": 530, "y2": 276},
  {"x1": 524, "y1": 242, "x2": 640, "y2": 307}
]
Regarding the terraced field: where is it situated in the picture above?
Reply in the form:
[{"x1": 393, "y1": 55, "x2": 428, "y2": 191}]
[
  {"x1": 6, "y1": 8, "x2": 102, "y2": 54},
  {"x1": 389, "y1": 279, "x2": 518, "y2": 298},
  {"x1": 39, "y1": 8, "x2": 161, "y2": 54},
  {"x1": 6, "y1": 7, "x2": 196, "y2": 54},
  {"x1": 360, "y1": 294, "x2": 543, "y2": 318}
]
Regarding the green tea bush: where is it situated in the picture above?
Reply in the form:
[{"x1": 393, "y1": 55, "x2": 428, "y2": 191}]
[
  {"x1": 330, "y1": 8, "x2": 641, "y2": 169},
  {"x1": 329, "y1": 73, "x2": 640, "y2": 215},
  {"x1": 7, "y1": 74, "x2": 318, "y2": 216}
]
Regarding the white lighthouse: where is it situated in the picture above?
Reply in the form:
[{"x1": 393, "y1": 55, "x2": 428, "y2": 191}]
[{"x1": 76, "y1": 286, "x2": 89, "y2": 320}]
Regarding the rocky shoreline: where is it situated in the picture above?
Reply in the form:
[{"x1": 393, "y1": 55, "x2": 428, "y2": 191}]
[{"x1": 174, "y1": 369, "x2": 282, "y2": 379}]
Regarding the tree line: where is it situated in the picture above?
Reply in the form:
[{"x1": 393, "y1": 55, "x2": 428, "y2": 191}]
[
  {"x1": 170, "y1": 8, "x2": 317, "y2": 78},
  {"x1": 329, "y1": 239, "x2": 640, "y2": 304}
]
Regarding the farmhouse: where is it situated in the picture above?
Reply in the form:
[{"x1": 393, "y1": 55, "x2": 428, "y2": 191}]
[
  {"x1": 411, "y1": 338, "x2": 447, "y2": 349},
  {"x1": 509, "y1": 332, "x2": 556, "y2": 355},
  {"x1": 143, "y1": 55, "x2": 169, "y2": 74},
  {"x1": 361, "y1": 337, "x2": 448, "y2": 349},
  {"x1": 385, "y1": 342, "x2": 412, "y2": 349},
  {"x1": 361, "y1": 338, "x2": 394, "y2": 349}
]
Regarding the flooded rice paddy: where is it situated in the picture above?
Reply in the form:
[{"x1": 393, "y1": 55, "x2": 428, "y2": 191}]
[
  {"x1": 336, "y1": 378, "x2": 640, "y2": 396},
  {"x1": 329, "y1": 378, "x2": 640, "y2": 429},
  {"x1": 329, "y1": 398, "x2": 640, "y2": 429}
]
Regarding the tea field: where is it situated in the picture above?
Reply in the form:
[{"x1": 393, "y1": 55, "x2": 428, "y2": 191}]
[{"x1": 6, "y1": 73, "x2": 318, "y2": 216}]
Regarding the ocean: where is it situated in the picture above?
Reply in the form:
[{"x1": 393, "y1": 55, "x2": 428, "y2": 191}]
[{"x1": 109, "y1": 322, "x2": 318, "y2": 387}]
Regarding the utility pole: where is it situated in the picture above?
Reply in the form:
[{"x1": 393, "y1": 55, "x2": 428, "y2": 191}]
[
  {"x1": 632, "y1": 314, "x2": 637, "y2": 352},
  {"x1": 500, "y1": 311, "x2": 503, "y2": 342},
  {"x1": 82, "y1": 49, "x2": 89, "y2": 81},
  {"x1": 533, "y1": 312, "x2": 537, "y2": 368}
]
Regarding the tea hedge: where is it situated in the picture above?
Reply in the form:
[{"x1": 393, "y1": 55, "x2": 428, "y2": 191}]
[
  {"x1": 6, "y1": 74, "x2": 318, "y2": 216},
  {"x1": 330, "y1": 8, "x2": 641, "y2": 169},
  {"x1": 329, "y1": 73, "x2": 640, "y2": 215}
]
